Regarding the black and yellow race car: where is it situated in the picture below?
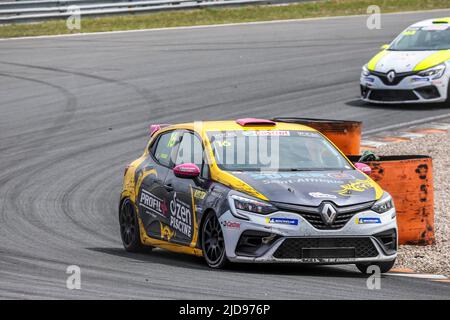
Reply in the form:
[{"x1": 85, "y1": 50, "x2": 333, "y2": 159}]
[{"x1": 119, "y1": 118, "x2": 397, "y2": 273}]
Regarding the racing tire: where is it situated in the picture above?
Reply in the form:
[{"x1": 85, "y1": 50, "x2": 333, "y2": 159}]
[
  {"x1": 446, "y1": 80, "x2": 450, "y2": 107},
  {"x1": 355, "y1": 259, "x2": 396, "y2": 274},
  {"x1": 119, "y1": 198, "x2": 147, "y2": 252},
  {"x1": 201, "y1": 211, "x2": 228, "y2": 269}
]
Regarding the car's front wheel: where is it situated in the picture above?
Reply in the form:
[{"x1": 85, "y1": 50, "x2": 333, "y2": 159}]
[
  {"x1": 446, "y1": 79, "x2": 450, "y2": 107},
  {"x1": 119, "y1": 198, "x2": 147, "y2": 252},
  {"x1": 356, "y1": 259, "x2": 396, "y2": 274},
  {"x1": 202, "y1": 211, "x2": 228, "y2": 269}
]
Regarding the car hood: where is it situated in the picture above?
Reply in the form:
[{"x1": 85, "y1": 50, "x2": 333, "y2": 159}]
[
  {"x1": 231, "y1": 170, "x2": 380, "y2": 207},
  {"x1": 371, "y1": 50, "x2": 439, "y2": 73}
]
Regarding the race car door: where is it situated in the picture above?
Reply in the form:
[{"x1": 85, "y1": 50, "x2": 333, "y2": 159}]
[
  {"x1": 163, "y1": 130, "x2": 209, "y2": 247},
  {"x1": 136, "y1": 130, "x2": 182, "y2": 240}
]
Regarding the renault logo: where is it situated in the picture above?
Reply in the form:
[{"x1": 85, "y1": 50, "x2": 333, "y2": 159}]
[
  {"x1": 387, "y1": 70, "x2": 396, "y2": 83},
  {"x1": 320, "y1": 202, "x2": 337, "y2": 225}
]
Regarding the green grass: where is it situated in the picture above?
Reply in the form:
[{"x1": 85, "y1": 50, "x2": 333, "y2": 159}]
[{"x1": 1, "y1": 0, "x2": 449, "y2": 38}]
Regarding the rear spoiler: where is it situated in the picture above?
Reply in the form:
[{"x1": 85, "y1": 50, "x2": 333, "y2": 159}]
[
  {"x1": 149, "y1": 124, "x2": 171, "y2": 137},
  {"x1": 271, "y1": 117, "x2": 355, "y2": 124}
]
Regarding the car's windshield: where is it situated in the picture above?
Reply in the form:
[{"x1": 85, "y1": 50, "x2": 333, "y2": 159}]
[
  {"x1": 207, "y1": 130, "x2": 353, "y2": 172},
  {"x1": 389, "y1": 25, "x2": 450, "y2": 51}
]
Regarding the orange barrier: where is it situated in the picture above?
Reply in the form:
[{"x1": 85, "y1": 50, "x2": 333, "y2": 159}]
[
  {"x1": 351, "y1": 155, "x2": 435, "y2": 245},
  {"x1": 273, "y1": 118, "x2": 362, "y2": 155}
]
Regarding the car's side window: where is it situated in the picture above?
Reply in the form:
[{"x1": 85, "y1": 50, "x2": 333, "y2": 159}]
[
  {"x1": 152, "y1": 131, "x2": 181, "y2": 168},
  {"x1": 175, "y1": 132, "x2": 209, "y2": 178}
]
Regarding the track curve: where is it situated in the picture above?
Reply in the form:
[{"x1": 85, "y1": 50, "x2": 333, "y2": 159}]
[{"x1": 1, "y1": 10, "x2": 450, "y2": 299}]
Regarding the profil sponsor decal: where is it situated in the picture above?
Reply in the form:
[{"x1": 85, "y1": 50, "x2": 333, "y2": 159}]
[{"x1": 139, "y1": 189, "x2": 168, "y2": 217}]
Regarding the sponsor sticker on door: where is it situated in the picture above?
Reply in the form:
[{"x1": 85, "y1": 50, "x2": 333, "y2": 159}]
[{"x1": 169, "y1": 192, "x2": 193, "y2": 238}]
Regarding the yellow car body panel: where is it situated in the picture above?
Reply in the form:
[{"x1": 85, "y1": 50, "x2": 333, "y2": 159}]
[{"x1": 414, "y1": 50, "x2": 450, "y2": 71}]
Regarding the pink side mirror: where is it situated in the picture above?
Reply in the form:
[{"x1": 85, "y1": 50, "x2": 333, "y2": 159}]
[
  {"x1": 355, "y1": 162, "x2": 372, "y2": 175},
  {"x1": 173, "y1": 163, "x2": 200, "y2": 179}
]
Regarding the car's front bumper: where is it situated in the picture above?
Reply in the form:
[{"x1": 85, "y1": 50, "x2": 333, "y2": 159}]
[
  {"x1": 219, "y1": 207, "x2": 397, "y2": 264},
  {"x1": 360, "y1": 72, "x2": 449, "y2": 104}
]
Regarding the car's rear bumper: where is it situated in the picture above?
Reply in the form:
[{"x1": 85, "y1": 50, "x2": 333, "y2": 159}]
[{"x1": 219, "y1": 207, "x2": 398, "y2": 264}]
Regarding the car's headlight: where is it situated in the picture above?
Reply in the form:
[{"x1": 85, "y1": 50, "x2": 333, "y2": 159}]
[
  {"x1": 231, "y1": 195, "x2": 277, "y2": 215},
  {"x1": 362, "y1": 64, "x2": 370, "y2": 77},
  {"x1": 418, "y1": 63, "x2": 446, "y2": 79},
  {"x1": 371, "y1": 193, "x2": 394, "y2": 214}
]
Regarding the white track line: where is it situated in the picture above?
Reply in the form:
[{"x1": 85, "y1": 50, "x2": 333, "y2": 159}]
[
  {"x1": 387, "y1": 273, "x2": 448, "y2": 280},
  {"x1": 364, "y1": 113, "x2": 450, "y2": 136},
  {"x1": 1, "y1": 8, "x2": 450, "y2": 41}
]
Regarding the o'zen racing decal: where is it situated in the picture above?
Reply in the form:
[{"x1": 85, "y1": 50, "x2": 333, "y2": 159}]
[{"x1": 169, "y1": 192, "x2": 193, "y2": 239}]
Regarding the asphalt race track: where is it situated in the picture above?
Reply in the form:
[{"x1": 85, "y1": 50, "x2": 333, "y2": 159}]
[{"x1": 1, "y1": 10, "x2": 450, "y2": 299}]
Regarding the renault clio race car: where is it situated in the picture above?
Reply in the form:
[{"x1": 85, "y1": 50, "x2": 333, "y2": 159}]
[
  {"x1": 119, "y1": 119, "x2": 397, "y2": 273},
  {"x1": 361, "y1": 17, "x2": 450, "y2": 104}
]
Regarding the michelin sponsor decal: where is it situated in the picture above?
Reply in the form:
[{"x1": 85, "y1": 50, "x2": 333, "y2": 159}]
[
  {"x1": 356, "y1": 217, "x2": 381, "y2": 224},
  {"x1": 266, "y1": 217, "x2": 299, "y2": 226},
  {"x1": 139, "y1": 189, "x2": 168, "y2": 217},
  {"x1": 169, "y1": 192, "x2": 193, "y2": 238}
]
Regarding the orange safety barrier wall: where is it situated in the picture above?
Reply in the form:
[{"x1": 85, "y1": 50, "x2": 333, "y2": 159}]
[
  {"x1": 305, "y1": 121, "x2": 362, "y2": 156},
  {"x1": 272, "y1": 118, "x2": 362, "y2": 155},
  {"x1": 351, "y1": 155, "x2": 435, "y2": 245}
]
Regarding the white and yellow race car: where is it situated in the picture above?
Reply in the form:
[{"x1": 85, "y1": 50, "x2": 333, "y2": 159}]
[{"x1": 361, "y1": 17, "x2": 450, "y2": 104}]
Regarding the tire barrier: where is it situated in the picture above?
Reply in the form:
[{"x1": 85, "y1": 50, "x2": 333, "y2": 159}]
[
  {"x1": 350, "y1": 155, "x2": 435, "y2": 245},
  {"x1": 273, "y1": 117, "x2": 362, "y2": 156}
]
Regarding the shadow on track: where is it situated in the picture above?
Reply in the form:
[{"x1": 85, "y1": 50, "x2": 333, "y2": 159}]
[
  {"x1": 88, "y1": 247, "x2": 208, "y2": 271},
  {"x1": 88, "y1": 247, "x2": 366, "y2": 279}
]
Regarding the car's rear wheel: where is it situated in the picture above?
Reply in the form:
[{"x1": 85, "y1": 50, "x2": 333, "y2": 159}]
[
  {"x1": 202, "y1": 211, "x2": 228, "y2": 269},
  {"x1": 119, "y1": 199, "x2": 147, "y2": 252},
  {"x1": 356, "y1": 259, "x2": 396, "y2": 274}
]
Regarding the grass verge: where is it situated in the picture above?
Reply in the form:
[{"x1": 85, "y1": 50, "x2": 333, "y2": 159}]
[{"x1": 0, "y1": 0, "x2": 449, "y2": 38}]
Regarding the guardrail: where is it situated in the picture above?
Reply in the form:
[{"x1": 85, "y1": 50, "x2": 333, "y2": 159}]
[{"x1": 0, "y1": 0, "x2": 270, "y2": 24}]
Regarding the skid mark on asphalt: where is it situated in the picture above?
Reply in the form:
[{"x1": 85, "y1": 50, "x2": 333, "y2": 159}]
[
  {"x1": 0, "y1": 72, "x2": 77, "y2": 152},
  {"x1": 0, "y1": 60, "x2": 161, "y2": 117}
]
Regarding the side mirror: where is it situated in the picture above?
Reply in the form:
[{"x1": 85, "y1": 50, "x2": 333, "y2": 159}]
[
  {"x1": 354, "y1": 162, "x2": 372, "y2": 175},
  {"x1": 381, "y1": 44, "x2": 389, "y2": 50},
  {"x1": 173, "y1": 163, "x2": 200, "y2": 179}
]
